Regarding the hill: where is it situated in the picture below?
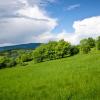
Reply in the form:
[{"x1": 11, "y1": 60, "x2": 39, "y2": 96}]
[
  {"x1": 0, "y1": 43, "x2": 41, "y2": 51},
  {"x1": 0, "y1": 52, "x2": 100, "y2": 100}
]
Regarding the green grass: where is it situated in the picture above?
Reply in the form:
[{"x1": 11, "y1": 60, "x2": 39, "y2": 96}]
[{"x1": 0, "y1": 52, "x2": 100, "y2": 100}]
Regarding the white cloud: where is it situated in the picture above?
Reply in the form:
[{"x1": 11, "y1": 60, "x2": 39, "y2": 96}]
[
  {"x1": 73, "y1": 16, "x2": 100, "y2": 34},
  {"x1": 34, "y1": 16, "x2": 100, "y2": 45},
  {"x1": 65, "y1": 4, "x2": 80, "y2": 11},
  {"x1": 0, "y1": 0, "x2": 100, "y2": 47},
  {"x1": 0, "y1": 0, "x2": 57, "y2": 46},
  {"x1": 30, "y1": 31, "x2": 79, "y2": 44}
]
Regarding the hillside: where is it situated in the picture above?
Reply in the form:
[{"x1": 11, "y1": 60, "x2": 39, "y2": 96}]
[
  {"x1": 0, "y1": 43, "x2": 41, "y2": 51},
  {"x1": 0, "y1": 52, "x2": 100, "y2": 100}
]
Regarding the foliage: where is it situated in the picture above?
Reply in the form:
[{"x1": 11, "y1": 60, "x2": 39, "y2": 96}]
[
  {"x1": 81, "y1": 45, "x2": 91, "y2": 54},
  {"x1": 80, "y1": 39, "x2": 91, "y2": 54},
  {"x1": 0, "y1": 56, "x2": 7, "y2": 68},
  {"x1": 5, "y1": 58, "x2": 16, "y2": 67},
  {"x1": 96, "y1": 36, "x2": 100, "y2": 50},
  {"x1": 16, "y1": 52, "x2": 33, "y2": 65},
  {"x1": 0, "y1": 36, "x2": 99, "y2": 68},
  {"x1": 33, "y1": 40, "x2": 74, "y2": 63},
  {"x1": 0, "y1": 56, "x2": 16, "y2": 68},
  {"x1": 87, "y1": 37, "x2": 95, "y2": 48},
  {"x1": 33, "y1": 44, "x2": 47, "y2": 63},
  {"x1": 70, "y1": 45, "x2": 79, "y2": 55},
  {"x1": 55, "y1": 39, "x2": 71, "y2": 58},
  {"x1": 0, "y1": 49, "x2": 33, "y2": 68}
]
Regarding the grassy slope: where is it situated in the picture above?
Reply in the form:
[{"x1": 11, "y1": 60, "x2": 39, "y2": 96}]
[{"x1": 0, "y1": 52, "x2": 100, "y2": 100}]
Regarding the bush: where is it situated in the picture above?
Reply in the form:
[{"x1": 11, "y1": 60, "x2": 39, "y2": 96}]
[
  {"x1": 33, "y1": 44, "x2": 47, "y2": 63},
  {"x1": 81, "y1": 45, "x2": 91, "y2": 54},
  {"x1": 33, "y1": 40, "x2": 78, "y2": 63},
  {"x1": 0, "y1": 56, "x2": 16, "y2": 68},
  {"x1": 5, "y1": 58, "x2": 16, "y2": 67},
  {"x1": 55, "y1": 40, "x2": 71, "y2": 58},
  {"x1": 0, "y1": 56, "x2": 7, "y2": 68},
  {"x1": 87, "y1": 37, "x2": 95, "y2": 48},
  {"x1": 16, "y1": 53, "x2": 33, "y2": 64},
  {"x1": 96, "y1": 36, "x2": 100, "y2": 50},
  {"x1": 46, "y1": 41, "x2": 57, "y2": 60},
  {"x1": 70, "y1": 46, "x2": 79, "y2": 55},
  {"x1": 80, "y1": 39, "x2": 91, "y2": 54}
]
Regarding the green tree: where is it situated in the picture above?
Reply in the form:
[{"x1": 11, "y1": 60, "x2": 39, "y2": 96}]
[
  {"x1": 80, "y1": 39, "x2": 91, "y2": 54},
  {"x1": 96, "y1": 36, "x2": 100, "y2": 50},
  {"x1": 70, "y1": 45, "x2": 79, "y2": 56},
  {"x1": 33, "y1": 44, "x2": 47, "y2": 63},
  {"x1": 55, "y1": 39, "x2": 71, "y2": 58},
  {"x1": 6, "y1": 58, "x2": 16, "y2": 67},
  {"x1": 81, "y1": 45, "x2": 91, "y2": 54},
  {"x1": 33, "y1": 40, "x2": 79, "y2": 63},
  {"x1": 87, "y1": 37, "x2": 95, "y2": 48},
  {"x1": 46, "y1": 41, "x2": 57, "y2": 60},
  {"x1": 0, "y1": 56, "x2": 6, "y2": 68}
]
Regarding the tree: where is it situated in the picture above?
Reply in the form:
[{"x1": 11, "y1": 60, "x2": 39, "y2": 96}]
[
  {"x1": 16, "y1": 52, "x2": 33, "y2": 64},
  {"x1": 6, "y1": 58, "x2": 16, "y2": 67},
  {"x1": 0, "y1": 56, "x2": 16, "y2": 68},
  {"x1": 55, "y1": 39, "x2": 71, "y2": 58},
  {"x1": 81, "y1": 45, "x2": 91, "y2": 54},
  {"x1": 33, "y1": 40, "x2": 76, "y2": 63},
  {"x1": 33, "y1": 44, "x2": 47, "y2": 63},
  {"x1": 70, "y1": 45, "x2": 79, "y2": 56},
  {"x1": 46, "y1": 41, "x2": 57, "y2": 60},
  {"x1": 80, "y1": 39, "x2": 91, "y2": 54},
  {"x1": 0, "y1": 56, "x2": 6, "y2": 68},
  {"x1": 87, "y1": 37, "x2": 95, "y2": 48},
  {"x1": 96, "y1": 36, "x2": 100, "y2": 50}
]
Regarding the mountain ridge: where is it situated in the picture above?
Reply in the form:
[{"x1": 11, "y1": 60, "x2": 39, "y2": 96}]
[{"x1": 0, "y1": 43, "x2": 41, "y2": 51}]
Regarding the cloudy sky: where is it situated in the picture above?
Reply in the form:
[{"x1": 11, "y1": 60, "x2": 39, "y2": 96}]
[{"x1": 0, "y1": 0, "x2": 100, "y2": 47}]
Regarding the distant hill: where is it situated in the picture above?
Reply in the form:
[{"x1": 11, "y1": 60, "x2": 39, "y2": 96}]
[{"x1": 0, "y1": 43, "x2": 41, "y2": 51}]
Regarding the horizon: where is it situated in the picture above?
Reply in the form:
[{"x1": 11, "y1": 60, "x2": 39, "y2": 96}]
[{"x1": 0, "y1": 0, "x2": 100, "y2": 47}]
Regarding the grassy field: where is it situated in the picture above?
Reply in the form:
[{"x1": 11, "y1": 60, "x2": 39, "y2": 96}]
[{"x1": 0, "y1": 52, "x2": 100, "y2": 100}]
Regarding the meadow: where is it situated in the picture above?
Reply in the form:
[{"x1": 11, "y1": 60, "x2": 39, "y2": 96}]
[{"x1": 0, "y1": 51, "x2": 100, "y2": 100}]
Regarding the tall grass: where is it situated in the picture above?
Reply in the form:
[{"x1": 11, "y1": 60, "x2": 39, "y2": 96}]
[{"x1": 0, "y1": 52, "x2": 100, "y2": 100}]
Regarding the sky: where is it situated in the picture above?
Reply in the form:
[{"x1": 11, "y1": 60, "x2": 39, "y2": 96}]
[{"x1": 0, "y1": 0, "x2": 100, "y2": 47}]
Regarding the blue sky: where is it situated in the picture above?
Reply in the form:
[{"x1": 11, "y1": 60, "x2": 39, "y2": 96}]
[
  {"x1": 46, "y1": 0, "x2": 100, "y2": 33},
  {"x1": 0, "y1": 0, "x2": 100, "y2": 46}
]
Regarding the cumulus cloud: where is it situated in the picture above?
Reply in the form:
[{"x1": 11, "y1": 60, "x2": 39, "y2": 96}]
[
  {"x1": 0, "y1": 0, "x2": 100, "y2": 47},
  {"x1": 35, "y1": 16, "x2": 100, "y2": 44},
  {"x1": 73, "y1": 16, "x2": 100, "y2": 34},
  {"x1": 0, "y1": 0, "x2": 57, "y2": 46},
  {"x1": 31, "y1": 31, "x2": 79, "y2": 44},
  {"x1": 72, "y1": 16, "x2": 100, "y2": 43}
]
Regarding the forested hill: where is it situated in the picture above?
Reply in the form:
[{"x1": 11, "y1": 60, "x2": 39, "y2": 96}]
[{"x1": 0, "y1": 43, "x2": 41, "y2": 51}]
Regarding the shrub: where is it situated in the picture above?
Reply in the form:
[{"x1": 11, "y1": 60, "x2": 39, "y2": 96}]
[
  {"x1": 46, "y1": 41, "x2": 57, "y2": 60},
  {"x1": 6, "y1": 58, "x2": 16, "y2": 67},
  {"x1": 33, "y1": 44, "x2": 47, "y2": 63},
  {"x1": 55, "y1": 39, "x2": 71, "y2": 58},
  {"x1": 33, "y1": 40, "x2": 77, "y2": 63},
  {"x1": 70, "y1": 46, "x2": 79, "y2": 55},
  {"x1": 0, "y1": 56, "x2": 16, "y2": 68},
  {"x1": 87, "y1": 37, "x2": 95, "y2": 48},
  {"x1": 0, "y1": 56, "x2": 7, "y2": 68},
  {"x1": 16, "y1": 53, "x2": 33, "y2": 64},
  {"x1": 81, "y1": 45, "x2": 91, "y2": 54},
  {"x1": 96, "y1": 36, "x2": 100, "y2": 50},
  {"x1": 80, "y1": 39, "x2": 91, "y2": 54}
]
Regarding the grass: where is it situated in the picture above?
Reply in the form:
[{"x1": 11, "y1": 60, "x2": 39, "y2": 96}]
[{"x1": 0, "y1": 52, "x2": 100, "y2": 100}]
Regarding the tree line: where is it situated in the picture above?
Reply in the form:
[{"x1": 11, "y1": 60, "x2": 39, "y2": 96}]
[
  {"x1": 0, "y1": 36, "x2": 100, "y2": 69},
  {"x1": 33, "y1": 36, "x2": 100, "y2": 63}
]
